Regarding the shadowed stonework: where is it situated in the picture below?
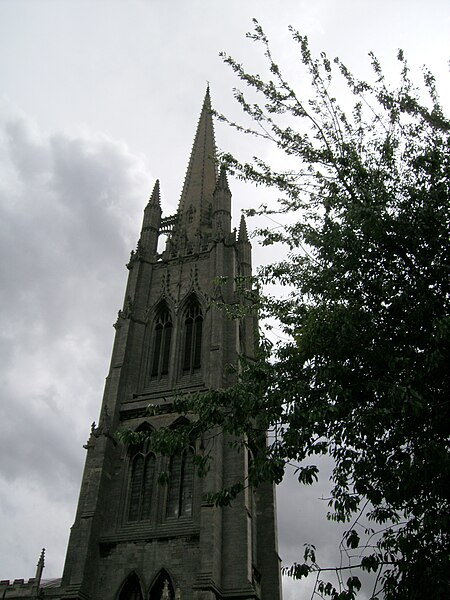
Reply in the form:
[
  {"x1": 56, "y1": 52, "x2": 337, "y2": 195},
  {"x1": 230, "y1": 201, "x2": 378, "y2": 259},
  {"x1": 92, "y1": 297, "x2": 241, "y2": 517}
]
[{"x1": 1, "y1": 89, "x2": 281, "y2": 600}]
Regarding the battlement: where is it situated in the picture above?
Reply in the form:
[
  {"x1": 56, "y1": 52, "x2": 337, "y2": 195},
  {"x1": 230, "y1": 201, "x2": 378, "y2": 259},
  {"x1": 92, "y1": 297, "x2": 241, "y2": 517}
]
[
  {"x1": 0, "y1": 578, "x2": 33, "y2": 588},
  {"x1": 0, "y1": 578, "x2": 61, "y2": 598}
]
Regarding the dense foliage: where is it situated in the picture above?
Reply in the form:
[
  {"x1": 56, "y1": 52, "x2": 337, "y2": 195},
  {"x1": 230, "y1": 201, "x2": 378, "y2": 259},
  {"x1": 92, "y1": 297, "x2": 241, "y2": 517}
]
[{"x1": 124, "y1": 21, "x2": 450, "y2": 599}]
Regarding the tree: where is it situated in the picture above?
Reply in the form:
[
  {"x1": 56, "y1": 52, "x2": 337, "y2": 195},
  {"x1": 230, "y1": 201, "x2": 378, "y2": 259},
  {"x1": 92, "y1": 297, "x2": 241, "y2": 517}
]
[{"x1": 123, "y1": 21, "x2": 450, "y2": 599}]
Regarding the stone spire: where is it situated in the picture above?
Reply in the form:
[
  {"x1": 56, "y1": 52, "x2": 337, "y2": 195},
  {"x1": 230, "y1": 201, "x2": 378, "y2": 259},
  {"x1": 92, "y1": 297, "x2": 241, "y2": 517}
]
[
  {"x1": 33, "y1": 548, "x2": 45, "y2": 599},
  {"x1": 140, "y1": 179, "x2": 162, "y2": 254},
  {"x1": 215, "y1": 163, "x2": 229, "y2": 191},
  {"x1": 237, "y1": 214, "x2": 252, "y2": 278},
  {"x1": 212, "y1": 165, "x2": 232, "y2": 238},
  {"x1": 237, "y1": 214, "x2": 249, "y2": 243},
  {"x1": 35, "y1": 548, "x2": 45, "y2": 581},
  {"x1": 148, "y1": 179, "x2": 161, "y2": 206},
  {"x1": 176, "y1": 87, "x2": 217, "y2": 241}
]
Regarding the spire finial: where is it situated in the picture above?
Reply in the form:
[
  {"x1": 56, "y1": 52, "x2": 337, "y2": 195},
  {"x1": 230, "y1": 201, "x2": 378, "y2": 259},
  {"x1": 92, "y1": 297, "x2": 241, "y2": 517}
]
[
  {"x1": 140, "y1": 179, "x2": 162, "y2": 254},
  {"x1": 216, "y1": 164, "x2": 230, "y2": 191},
  {"x1": 238, "y1": 214, "x2": 249, "y2": 242},
  {"x1": 176, "y1": 88, "x2": 217, "y2": 240},
  {"x1": 35, "y1": 548, "x2": 45, "y2": 584},
  {"x1": 202, "y1": 83, "x2": 211, "y2": 109},
  {"x1": 148, "y1": 179, "x2": 161, "y2": 207},
  {"x1": 37, "y1": 548, "x2": 45, "y2": 567}
]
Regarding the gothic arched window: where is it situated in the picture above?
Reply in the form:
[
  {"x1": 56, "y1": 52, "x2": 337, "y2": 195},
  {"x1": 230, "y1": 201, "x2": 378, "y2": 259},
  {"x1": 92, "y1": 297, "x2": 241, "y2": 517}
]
[
  {"x1": 166, "y1": 447, "x2": 194, "y2": 519},
  {"x1": 151, "y1": 304, "x2": 172, "y2": 378},
  {"x1": 182, "y1": 298, "x2": 203, "y2": 373},
  {"x1": 118, "y1": 572, "x2": 144, "y2": 600},
  {"x1": 127, "y1": 425, "x2": 155, "y2": 522}
]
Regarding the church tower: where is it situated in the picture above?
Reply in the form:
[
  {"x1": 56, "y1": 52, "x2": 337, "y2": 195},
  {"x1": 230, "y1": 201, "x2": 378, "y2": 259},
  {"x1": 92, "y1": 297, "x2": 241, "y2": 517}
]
[{"x1": 60, "y1": 89, "x2": 281, "y2": 600}]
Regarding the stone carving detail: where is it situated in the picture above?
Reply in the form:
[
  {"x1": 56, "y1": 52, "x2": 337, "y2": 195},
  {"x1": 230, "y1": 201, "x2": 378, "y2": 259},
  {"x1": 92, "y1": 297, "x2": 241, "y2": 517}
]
[
  {"x1": 123, "y1": 294, "x2": 133, "y2": 318},
  {"x1": 84, "y1": 407, "x2": 116, "y2": 448},
  {"x1": 151, "y1": 271, "x2": 176, "y2": 309},
  {"x1": 83, "y1": 421, "x2": 98, "y2": 449},
  {"x1": 126, "y1": 240, "x2": 143, "y2": 269},
  {"x1": 187, "y1": 205, "x2": 195, "y2": 224},
  {"x1": 119, "y1": 295, "x2": 133, "y2": 319},
  {"x1": 181, "y1": 265, "x2": 200, "y2": 299},
  {"x1": 160, "y1": 272, "x2": 169, "y2": 296},
  {"x1": 159, "y1": 581, "x2": 180, "y2": 599},
  {"x1": 161, "y1": 580, "x2": 170, "y2": 600},
  {"x1": 114, "y1": 294, "x2": 133, "y2": 328}
]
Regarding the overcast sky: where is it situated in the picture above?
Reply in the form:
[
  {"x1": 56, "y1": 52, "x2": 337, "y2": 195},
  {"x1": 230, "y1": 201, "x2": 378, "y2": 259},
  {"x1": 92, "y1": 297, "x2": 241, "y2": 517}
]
[{"x1": 0, "y1": 1, "x2": 449, "y2": 598}]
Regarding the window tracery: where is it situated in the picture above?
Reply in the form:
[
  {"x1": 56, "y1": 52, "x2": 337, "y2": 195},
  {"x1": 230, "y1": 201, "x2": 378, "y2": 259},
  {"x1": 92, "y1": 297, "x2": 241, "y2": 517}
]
[
  {"x1": 182, "y1": 298, "x2": 203, "y2": 373},
  {"x1": 166, "y1": 447, "x2": 194, "y2": 519},
  {"x1": 150, "y1": 303, "x2": 172, "y2": 379},
  {"x1": 127, "y1": 426, "x2": 155, "y2": 522}
]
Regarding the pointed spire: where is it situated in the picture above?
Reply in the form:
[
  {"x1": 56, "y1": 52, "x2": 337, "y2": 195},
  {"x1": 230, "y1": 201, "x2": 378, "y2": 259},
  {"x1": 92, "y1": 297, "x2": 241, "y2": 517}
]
[
  {"x1": 140, "y1": 179, "x2": 162, "y2": 254},
  {"x1": 35, "y1": 548, "x2": 45, "y2": 582},
  {"x1": 237, "y1": 214, "x2": 252, "y2": 278},
  {"x1": 238, "y1": 214, "x2": 249, "y2": 242},
  {"x1": 177, "y1": 87, "x2": 218, "y2": 239},
  {"x1": 216, "y1": 164, "x2": 230, "y2": 191},
  {"x1": 148, "y1": 179, "x2": 161, "y2": 207},
  {"x1": 212, "y1": 164, "x2": 232, "y2": 238}
]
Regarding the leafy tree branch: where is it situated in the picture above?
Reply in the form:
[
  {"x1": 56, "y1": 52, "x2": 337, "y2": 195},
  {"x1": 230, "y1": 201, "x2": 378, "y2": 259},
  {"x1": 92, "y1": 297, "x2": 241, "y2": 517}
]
[{"x1": 121, "y1": 19, "x2": 449, "y2": 600}]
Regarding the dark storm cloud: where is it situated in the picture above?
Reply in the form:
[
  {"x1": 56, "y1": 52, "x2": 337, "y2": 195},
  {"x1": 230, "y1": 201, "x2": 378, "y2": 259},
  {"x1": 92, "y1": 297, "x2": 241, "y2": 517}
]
[
  {"x1": 0, "y1": 387, "x2": 79, "y2": 502},
  {"x1": 0, "y1": 109, "x2": 152, "y2": 577}
]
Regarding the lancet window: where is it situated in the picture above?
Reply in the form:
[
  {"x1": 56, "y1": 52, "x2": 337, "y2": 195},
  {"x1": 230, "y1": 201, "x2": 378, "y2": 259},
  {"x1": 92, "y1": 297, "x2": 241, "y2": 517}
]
[
  {"x1": 182, "y1": 298, "x2": 203, "y2": 373},
  {"x1": 151, "y1": 303, "x2": 172, "y2": 378},
  {"x1": 127, "y1": 426, "x2": 155, "y2": 522},
  {"x1": 118, "y1": 572, "x2": 144, "y2": 600},
  {"x1": 166, "y1": 447, "x2": 195, "y2": 519}
]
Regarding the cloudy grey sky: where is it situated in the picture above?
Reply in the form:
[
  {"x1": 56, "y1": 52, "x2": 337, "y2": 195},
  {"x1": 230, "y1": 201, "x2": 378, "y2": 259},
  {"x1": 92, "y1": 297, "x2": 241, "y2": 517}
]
[{"x1": 0, "y1": 1, "x2": 449, "y2": 598}]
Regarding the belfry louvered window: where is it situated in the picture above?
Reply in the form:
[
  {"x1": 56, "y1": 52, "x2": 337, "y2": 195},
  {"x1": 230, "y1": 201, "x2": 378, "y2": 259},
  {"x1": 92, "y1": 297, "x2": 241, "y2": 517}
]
[
  {"x1": 128, "y1": 433, "x2": 155, "y2": 522},
  {"x1": 151, "y1": 305, "x2": 172, "y2": 378},
  {"x1": 182, "y1": 299, "x2": 203, "y2": 373},
  {"x1": 166, "y1": 447, "x2": 194, "y2": 518}
]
